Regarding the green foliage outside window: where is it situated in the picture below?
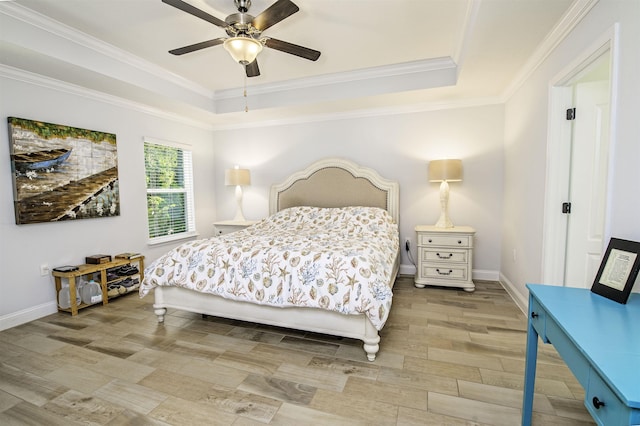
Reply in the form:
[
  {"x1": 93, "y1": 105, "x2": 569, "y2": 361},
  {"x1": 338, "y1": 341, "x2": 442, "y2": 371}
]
[
  {"x1": 146, "y1": 192, "x2": 187, "y2": 238},
  {"x1": 144, "y1": 142, "x2": 190, "y2": 239}
]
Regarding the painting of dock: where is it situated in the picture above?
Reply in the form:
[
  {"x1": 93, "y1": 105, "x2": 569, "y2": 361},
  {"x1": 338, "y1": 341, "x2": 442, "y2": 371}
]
[{"x1": 7, "y1": 117, "x2": 120, "y2": 225}]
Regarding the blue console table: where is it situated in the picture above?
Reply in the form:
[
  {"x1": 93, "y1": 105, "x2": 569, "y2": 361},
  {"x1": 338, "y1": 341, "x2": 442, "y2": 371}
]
[{"x1": 522, "y1": 284, "x2": 640, "y2": 426}]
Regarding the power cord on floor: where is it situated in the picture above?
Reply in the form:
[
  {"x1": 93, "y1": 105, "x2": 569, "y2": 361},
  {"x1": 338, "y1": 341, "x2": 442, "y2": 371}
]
[{"x1": 405, "y1": 239, "x2": 416, "y2": 267}]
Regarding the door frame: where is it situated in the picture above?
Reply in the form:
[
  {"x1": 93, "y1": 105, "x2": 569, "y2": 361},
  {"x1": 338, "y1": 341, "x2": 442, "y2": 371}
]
[{"x1": 541, "y1": 24, "x2": 620, "y2": 286}]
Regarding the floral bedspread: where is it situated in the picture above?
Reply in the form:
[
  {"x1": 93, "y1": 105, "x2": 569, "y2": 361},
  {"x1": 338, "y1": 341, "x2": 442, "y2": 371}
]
[{"x1": 140, "y1": 206, "x2": 399, "y2": 330}]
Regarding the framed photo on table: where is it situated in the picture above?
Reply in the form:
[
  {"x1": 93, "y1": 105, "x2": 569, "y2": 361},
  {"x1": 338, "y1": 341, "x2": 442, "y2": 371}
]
[{"x1": 591, "y1": 238, "x2": 640, "y2": 304}]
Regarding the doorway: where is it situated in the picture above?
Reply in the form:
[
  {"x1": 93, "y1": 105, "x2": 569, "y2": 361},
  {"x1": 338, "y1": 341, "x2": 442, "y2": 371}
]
[
  {"x1": 564, "y1": 72, "x2": 610, "y2": 287},
  {"x1": 542, "y1": 27, "x2": 618, "y2": 288}
]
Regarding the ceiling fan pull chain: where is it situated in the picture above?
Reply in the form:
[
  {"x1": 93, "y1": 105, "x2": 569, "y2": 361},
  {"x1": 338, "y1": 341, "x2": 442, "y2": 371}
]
[{"x1": 244, "y1": 71, "x2": 249, "y2": 112}]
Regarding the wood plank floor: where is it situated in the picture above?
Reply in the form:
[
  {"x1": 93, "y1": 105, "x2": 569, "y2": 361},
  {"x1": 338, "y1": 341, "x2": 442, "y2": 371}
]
[{"x1": 0, "y1": 277, "x2": 595, "y2": 425}]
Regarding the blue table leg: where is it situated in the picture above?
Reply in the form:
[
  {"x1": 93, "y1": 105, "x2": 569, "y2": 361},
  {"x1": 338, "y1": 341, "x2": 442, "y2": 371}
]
[{"x1": 522, "y1": 308, "x2": 538, "y2": 425}]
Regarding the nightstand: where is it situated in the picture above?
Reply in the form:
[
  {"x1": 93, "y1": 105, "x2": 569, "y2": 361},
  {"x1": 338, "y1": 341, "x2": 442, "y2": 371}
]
[
  {"x1": 414, "y1": 225, "x2": 475, "y2": 292},
  {"x1": 213, "y1": 219, "x2": 258, "y2": 235}
]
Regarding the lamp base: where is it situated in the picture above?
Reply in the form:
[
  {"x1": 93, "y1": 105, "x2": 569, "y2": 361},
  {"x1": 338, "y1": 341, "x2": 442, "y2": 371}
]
[
  {"x1": 232, "y1": 211, "x2": 247, "y2": 222},
  {"x1": 434, "y1": 180, "x2": 454, "y2": 228},
  {"x1": 233, "y1": 185, "x2": 246, "y2": 222},
  {"x1": 434, "y1": 214, "x2": 454, "y2": 228}
]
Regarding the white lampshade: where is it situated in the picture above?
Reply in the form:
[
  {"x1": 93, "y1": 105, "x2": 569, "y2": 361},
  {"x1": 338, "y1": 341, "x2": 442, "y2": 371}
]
[
  {"x1": 428, "y1": 159, "x2": 463, "y2": 182},
  {"x1": 429, "y1": 159, "x2": 463, "y2": 228},
  {"x1": 223, "y1": 37, "x2": 263, "y2": 65},
  {"x1": 225, "y1": 168, "x2": 251, "y2": 186}
]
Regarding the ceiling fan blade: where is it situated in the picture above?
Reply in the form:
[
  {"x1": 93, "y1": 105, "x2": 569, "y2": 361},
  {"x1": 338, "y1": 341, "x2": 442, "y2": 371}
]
[
  {"x1": 264, "y1": 38, "x2": 321, "y2": 61},
  {"x1": 252, "y1": 0, "x2": 299, "y2": 32},
  {"x1": 169, "y1": 38, "x2": 225, "y2": 55},
  {"x1": 245, "y1": 60, "x2": 260, "y2": 77},
  {"x1": 162, "y1": 0, "x2": 229, "y2": 29}
]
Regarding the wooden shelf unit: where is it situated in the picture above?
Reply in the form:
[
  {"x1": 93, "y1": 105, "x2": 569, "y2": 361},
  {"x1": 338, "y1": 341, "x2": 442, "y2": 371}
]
[{"x1": 52, "y1": 255, "x2": 144, "y2": 316}]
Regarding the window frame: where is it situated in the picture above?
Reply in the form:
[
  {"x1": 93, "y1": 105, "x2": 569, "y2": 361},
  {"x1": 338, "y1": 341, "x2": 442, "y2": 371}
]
[{"x1": 143, "y1": 137, "x2": 197, "y2": 245}]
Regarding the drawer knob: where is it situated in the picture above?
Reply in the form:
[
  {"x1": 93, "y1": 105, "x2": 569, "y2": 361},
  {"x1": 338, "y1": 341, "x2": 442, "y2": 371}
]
[
  {"x1": 436, "y1": 269, "x2": 453, "y2": 276},
  {"x1": 428, "y1": 239, "x2": 433, "y2": 243},
  {"x1": 458, "y1": 240, "x2": 462, "y2": 244},
  {"x1": 531, "y1": 312, "x2": 539, "y2": 319},
  {"x1": 436, "y1": 253, "x2": 453, "y2": 259},
  {"x1": 592, "y1": 396, "x2": 605, "y2": 409}
]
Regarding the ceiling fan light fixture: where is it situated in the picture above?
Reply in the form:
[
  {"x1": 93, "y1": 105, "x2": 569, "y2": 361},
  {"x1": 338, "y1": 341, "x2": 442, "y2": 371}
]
[{"x1": 223, "y1": 36, "x2": 263, "y2": 65}]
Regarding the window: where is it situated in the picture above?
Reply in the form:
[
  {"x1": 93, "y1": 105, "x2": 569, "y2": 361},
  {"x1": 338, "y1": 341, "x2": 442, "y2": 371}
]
[{"x1": 144, "y1": 138, "x2": 196, "y2": 244}]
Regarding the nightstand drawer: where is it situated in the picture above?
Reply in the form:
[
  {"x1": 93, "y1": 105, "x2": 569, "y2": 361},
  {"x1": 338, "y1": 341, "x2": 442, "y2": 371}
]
[
  {"x1": 422, "y1": 265, "x2": 468, "y2": 280},
  {"x1": 422, "y1": 248, "x2": 468, "y2": 263},
  {"x1": 418, "y1": 234, "x2": 470, "y2": 248}
]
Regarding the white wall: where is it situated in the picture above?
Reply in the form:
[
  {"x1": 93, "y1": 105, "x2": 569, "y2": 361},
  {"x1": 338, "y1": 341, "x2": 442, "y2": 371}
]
[
  {"x1": 502, "y1": 0, "x2": 640, "y2": 306},
  {"x1": 212, "y1": 105, "x2": 505, "y2": 279},
  {"x1": 0, "y1": 74, "x2": 505, "y2": 330},
  {"x1": 0, "y1": 75, "x2": 216, "y2": 329}
]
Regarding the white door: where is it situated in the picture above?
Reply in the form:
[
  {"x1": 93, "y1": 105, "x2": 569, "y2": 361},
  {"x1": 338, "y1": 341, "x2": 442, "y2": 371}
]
[{"x1": 563, "y1": 80, "x2": 610, "y2": 288}]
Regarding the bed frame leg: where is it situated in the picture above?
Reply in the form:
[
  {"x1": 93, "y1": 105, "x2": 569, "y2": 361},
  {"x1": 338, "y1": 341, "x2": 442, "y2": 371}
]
[
  {"x1": 363, "y1": 340, "x2": 379, "y2": 361},
  {"x1": 154, "y1": 307, "x2": 166, "y2": 323},
  {"x1": 363, "y1": 322, "x2": 381, "y2": 361}
]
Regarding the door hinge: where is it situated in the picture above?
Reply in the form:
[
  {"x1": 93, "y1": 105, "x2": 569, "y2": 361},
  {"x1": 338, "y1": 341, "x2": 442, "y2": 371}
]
[
  {"x1": 562, "y1": 202, "x2": 572, "y2": 214},
  {"x1": 566, "y1": 108, "x2": 576, "y2": 120}
]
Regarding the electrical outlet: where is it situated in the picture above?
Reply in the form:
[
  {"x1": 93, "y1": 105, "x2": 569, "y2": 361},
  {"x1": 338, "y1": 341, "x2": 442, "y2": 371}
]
[
  {"x1": 405, "y1": 238, "x2": 411, "y2": 251},
  {"x1": 40, "y1": 263, "x2": 50, "y2": 276}
]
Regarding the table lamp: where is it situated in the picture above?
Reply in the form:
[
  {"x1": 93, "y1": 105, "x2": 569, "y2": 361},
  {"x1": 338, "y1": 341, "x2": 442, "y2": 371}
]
[
  {"x1": 225, "y1": 166, "x2": 251, "y2": 222},
  {"x1": 428, "y1": 159, "x2": 462, "y2": 228}
]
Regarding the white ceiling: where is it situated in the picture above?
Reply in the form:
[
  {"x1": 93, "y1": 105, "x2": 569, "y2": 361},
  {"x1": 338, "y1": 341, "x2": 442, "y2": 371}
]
[{"x1": 0, "y1": 0, "x2": 581, "y2": 128}]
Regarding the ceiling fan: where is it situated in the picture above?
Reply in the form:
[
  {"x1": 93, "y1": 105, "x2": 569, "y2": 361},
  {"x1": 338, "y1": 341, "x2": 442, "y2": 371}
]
[{"x1": 162, "y1": 0, "x2": 321, "y2": 77}]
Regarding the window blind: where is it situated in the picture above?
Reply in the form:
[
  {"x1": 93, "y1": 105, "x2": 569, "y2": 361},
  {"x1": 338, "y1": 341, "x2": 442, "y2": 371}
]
[{"x1": 144, "y1": 140, "x2": 195, "y2": 243}]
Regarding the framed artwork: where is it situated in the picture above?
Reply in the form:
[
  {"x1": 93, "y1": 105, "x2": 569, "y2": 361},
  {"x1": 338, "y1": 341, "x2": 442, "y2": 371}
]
[
  {"x1": 591, "y1": 238, "x2": 640, "y2": 304},
  {"x1": 7, "y1": 117, "x2": 120, "y2": 224}
]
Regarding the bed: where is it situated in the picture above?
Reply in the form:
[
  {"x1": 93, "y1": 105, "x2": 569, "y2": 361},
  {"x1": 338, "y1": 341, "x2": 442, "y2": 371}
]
[{"x1": 141, "y1": 157, "x2": 400, "y2": 361}]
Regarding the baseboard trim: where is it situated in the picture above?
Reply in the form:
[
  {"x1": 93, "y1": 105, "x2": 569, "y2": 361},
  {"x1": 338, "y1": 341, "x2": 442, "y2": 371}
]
[
  {"x1": 0, "y1": 301, "x2": 57, "y2": 331},
  {"x1": 498, "y1": 272, "x2": 528, "y2": 314},
  {"x1": 473, "y1": 269, "x2": 500, "y2": 281},
  {"x1": 399, "y1": 264, "x2": 416, "y2": 276}
]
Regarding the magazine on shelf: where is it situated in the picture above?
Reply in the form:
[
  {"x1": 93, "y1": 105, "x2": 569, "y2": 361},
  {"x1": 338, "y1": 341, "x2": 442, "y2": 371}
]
[{"x1": 115, "y1": 252, "x2": 142, "y2": 260}]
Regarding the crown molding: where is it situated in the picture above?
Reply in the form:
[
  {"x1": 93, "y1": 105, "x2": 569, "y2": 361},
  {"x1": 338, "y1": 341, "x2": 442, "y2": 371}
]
[
  {"x1": 4, "y1": 0, "x2": 590, "y2": 132},
  {"x1": 0, "y1": 64, "x2": 215, "y2": 130},
  {"x1": 1, "y1": 66, "x2": 469, "y2": 135},
  {"x1": 0, "y1": 2, "x2": 213, "y2": 99},
  {"x1": 453, "y1": 0, "x2": 482, "y2": 75},
  {"x1": 2, "y1": 2, "x2": 460, "y2": 115},
  {"x1": 2, "y1": 61, "x2": 493, "y2": 133},
  {"x1": 214, "y1": 58, "x2": 457, "y2": 113},
  {"x1": 501, "y1": 0, "x2": 600, "y2": 101},
  {"x1": 214, "y1": 57, "x2": 457, "y2": 101},
  {"x1": 210, "y1": 95, "x2": 503, "y2": 131}
]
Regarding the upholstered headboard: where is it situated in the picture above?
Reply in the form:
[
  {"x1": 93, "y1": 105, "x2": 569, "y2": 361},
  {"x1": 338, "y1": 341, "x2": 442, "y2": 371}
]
[{"x1": 269, "y1": 158, "x2": 399, "y2": 224}]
